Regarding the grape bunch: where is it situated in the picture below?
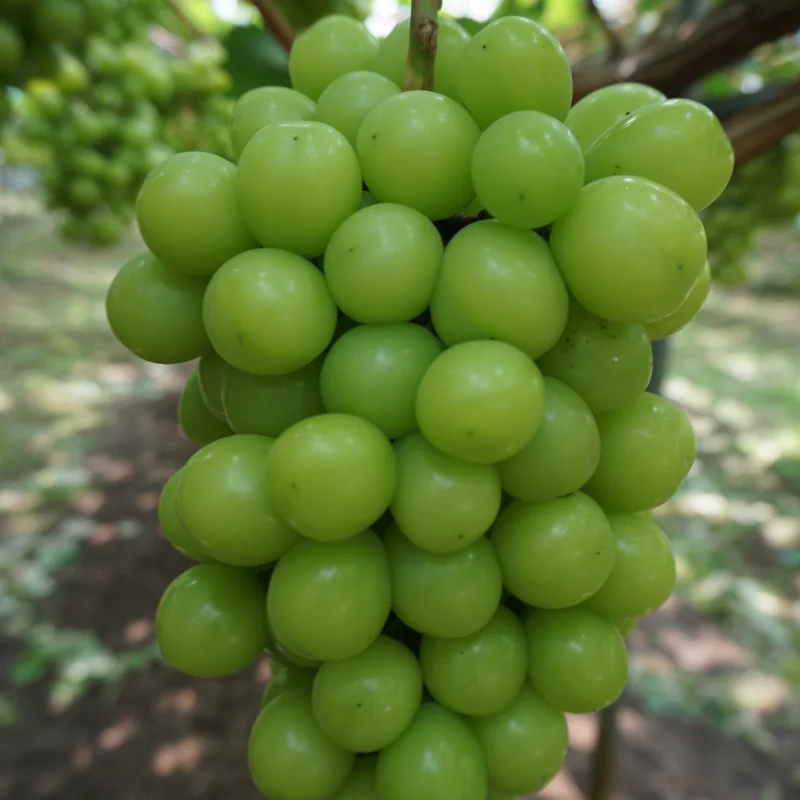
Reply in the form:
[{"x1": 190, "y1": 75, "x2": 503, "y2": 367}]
[{"x1": 105, "y1": 13, "x2": 734, "y2": 800}]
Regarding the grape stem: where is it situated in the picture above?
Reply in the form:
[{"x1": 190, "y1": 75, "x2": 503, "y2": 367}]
[
  {"x1": 248, "y1": 0, "x2": 296, "y2": 52},
  {"x1": 404, "y1": 0, "x2": 442, "y2": 92},
  {"x1": 583, "y1": 0, "x2": 623, "y2": 60},
  {"x1": 164, "y1": 0, "x2": 206, "y2": 40}
]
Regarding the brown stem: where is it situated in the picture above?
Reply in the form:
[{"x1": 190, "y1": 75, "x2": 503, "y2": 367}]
[
  {"x1": 725, "y1": 79, "x2": 800, "y2": 169},
  {"x1": 584, "y1": 0, "x2": 624, "y2": 60},
  {"x1": 572, "y1": 0, "x2": 800, "y2": 100},
  {"x1": 404, "y1": 0, "x2": 442, "y2": 91},
  {"x1": 588, "y1": 703, "x2": 621, "y2": 800},
  {"x1": 248, "y1": 0, "x2": 296, "y2": 52}
]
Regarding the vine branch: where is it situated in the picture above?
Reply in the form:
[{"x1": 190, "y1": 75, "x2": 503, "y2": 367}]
[
  {"x1": 248, "y1": 0, "x2": 296, "y2": 52},
  {"x1": 584, "y1": 0, "x2": 623, "y2": 60},
  {"x1": 404, "y1": 0, "x2": 442, "y2": 92}
]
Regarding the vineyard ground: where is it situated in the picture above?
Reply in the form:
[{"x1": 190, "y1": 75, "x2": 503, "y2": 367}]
[{"x1": 0, "y1": 203, "x2": 798, "y2": 800}]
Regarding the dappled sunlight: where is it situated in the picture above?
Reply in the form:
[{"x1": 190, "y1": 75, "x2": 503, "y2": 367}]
[
  {"x1": 566, "y1": 712, "x2": 598, "y2": 752},
  {"x1": 654, "y1": 624, "x2": 752, "y2": 672},
  {"x1": 156, "y1": 688, "x2": 199, "y2": 715},
  {"x1": 151, "y1": 735, "x2": 208, "y2": 776},
  {"x1": 97, "y1": 718, "x2": 139, "y2": 751}
]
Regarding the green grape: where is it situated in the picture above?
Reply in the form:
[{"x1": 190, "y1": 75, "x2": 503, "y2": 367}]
[
  {"x1": 585, "y1": 99, "x2": 734, "y2": 211},
  {"x1": 177, "y1": 435, "x2": 297, "y2": 566},
  {"x1": 320, "y1": 324, "x2": 444, "y2": 439},
  {"x1": 136, "y1": 152, "x2": 256, "y2": 277},
  {"x1": 105, "y1": 251, "x2": 209, "y2": 364},
  {"x1": 197, "y1": 351, "x2": 228, "y2": 422},
  {"x1": 420, "y1": 606, "x2": 527, "y2": 716},
  {"x1": 492, "y1": 493, "x2": 615, "y2": 609},
  {"x1": 536, "y1": 303, "x2": 653, "y2": 413},
  {"x1": 430, "y1": 220, "x2": 568, "y2": 360},
  {"x1": 249, "y1": 690, "x2": 355, "y2": 800},
  {"x1": 485, "y1": 788, "x2": 516, "y2": 800},
  {"x1": 203, "y1": 248, "x2": 337, "y2": 376},
  {"x1": 565, "y1": 83, "x2": 666, "y2": 151},
  {"x1": 549, "y1": 177, "x2": 708, "y2": 324},
  {"x1": 373, "y1": 17, "x2": 471, "y2": 102},
  {"x1": 384, "y1": 525, "x2": 503, "y2": 638},
  {"x1": 472, "y1": 111, "x2": 584, "y2": 229},
  {"x1": 0, "y1": 22, "x2": 23, "y2": 77},
  {"x1": 334, "y1": 756, "x2": 379, "y2": 799},
  {"x1": 585, "y1": 393, "x2": 696, "y2": 511},
  {"x1": 377, "y1": 704, "x2": 486, "y2": 800},
  {"x1": 614, "y1": 616, "x2": 639, "y2": 638},
  {"x1": 391, "y1": 433, "x2": 502, "y2": 554},
  {"x1": 178, "y1": 371, "x2": 233, "y2": 446},
  {"x1": 416, "y1": 340, "x2": 545, "y2": 465},
  {"x1": 158, "y1": 470, "x2": 211, "y2": 561},
  {"x1": 289, "y1": 15, "x2": 378, "y2": 101},
  {"x1": 312, "y1": 636, "x2": 423, "y2": 752},
  {"x1": 458, "y1": 17, "x2": 572, "y2": 129},
  {"x1": 357, "y1": 91, "x2": 480, "y2": 220},
  {"x1": 324, "y1": 202, "x2": 444, "y2": 323},
  {"x1": 645, "y1": 260, "x2": 711, "y2": 341},
  {"x1": 524, "y1": 606, "x2": 628, "y2": 713},
  {"x1": 498, "y1": 378, "x2": 600, "y2": 503},
  {"x1": 585, "y1": 512, "x2": 676, "y2": 619},
  {"x1": 223, "y1": 358, "x2": 324, "y2": 438},
  {"x1": 265, "y1": 414, "x2": 396, "y2": 542},
  {"x1": 261, "y1": 662, "x2": 316, "y2": 708},
  {"x1": 470, "y1": 683, "x2": 567, "y2": 794},
  {"x1": 237, "y1": 120, "x2": 362, "y2": 258},
  {"x1": 156, "y1": 564, "x2": 267, "y2": 678},
  {"x1": 230, "y1": 86, "x2": 316, "y2": 159},
  {"x1": 68, "y1": 176, "x2": 102, "y2": 208},
  {"x1": 266, "y1": 615, "x2": 323, "y2": 670},
  {"x1": 34, "y1": 0, "x2": 85, "y2": 48},
  {"x1": 315, "y1": 71, "x2": 401, "y2": 149},
  {"x1": 267, "y1": 531, "x2": 392, "y2": 661}
]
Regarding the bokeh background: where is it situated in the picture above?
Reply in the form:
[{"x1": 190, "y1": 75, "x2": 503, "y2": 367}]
[{"x1": 1, "y1": 1, "x2": 799, "y2": 799}]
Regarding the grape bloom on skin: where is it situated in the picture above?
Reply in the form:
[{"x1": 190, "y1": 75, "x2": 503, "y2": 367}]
[{"x1": 104, "y1": 12, "x2": 731, "y2": 800}]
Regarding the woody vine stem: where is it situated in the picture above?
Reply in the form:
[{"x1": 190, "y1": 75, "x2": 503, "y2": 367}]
[{"x1": 404, "y1": 0, "x2": 441, "y2": 91}]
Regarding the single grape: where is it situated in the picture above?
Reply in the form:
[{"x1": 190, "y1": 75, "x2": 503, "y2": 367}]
[
  {"x1": 315, "y1": 71, "x2": 401, "y2": 149},
  {"x1": 357, "y1": 91, "x2": 480, "y2": 220},
  {"x1": 420, "y1": 606, "x2": 527, "y2": 716},
  {"x1": 585, "y1": 99, "x2": 734, "y2": 211},
  {"x1": 289, "y1": 15, "x2": 378, "y2": 101},
  {"x1": 537, "y1": 303, "x2": 653, "y2": 413},
  {"x1": 324, "y1": 202, "x2": 444, "y2": 323},
  {"x1": 262, "y1": 662, "x2": 316, "y2": 708},
  {"x1": 384, "y1": 525, "x2": 503, "y2": 638},
  {"x1": 203, "y1": 248, "x2": 337, "y2": 376},
  {"x1": 223, "y1": 358, "x2": 324, "y2": 438},
  {"x1": 391, "y1": 433, "x2": 502, "y2": 554},
  {"x1": 312, "y1": 636, "x2": 423, "y2": 752},
  {"x1": 136, "y1": 152, "x2": 255, "y2": 277},
  {"x1": 230, "y1": 86, "x2": 315, "y2": 159},
  {"x1": 177, "y1": 435, "x2": 297, "y2": 566},
  {"x1": 416, "y1": 340, "x2": 545, "y2": 464},
  {"x1": 334, "y1": 756, "x2": 379, "y2": 799},
  {"x1": 105, "y1": 251, "x2": 209, "y2": 364},
  {"x1": 470, "y1": 683, "x2": 567, "y2": 794},
  {"x1": 585, "y1": 393, "x2": 696, "y2": 511},
  {"x1": 458, "y1": 17, "x2": 572, "y2": 128},
  {"x1": 373, "y1": 18, "x2": 470, "y2": 102},
  {"x1": 492, "y1": 493, "x2": 615, "y2": 608},
  {"x1": 645, "y1": 260, "x2": 711, "y2": 341},
  {"x1": 498, "y1": 378, "x2": 600, "y2": 503},
  {"x1": 197, "y1": 350, "x2": 228, "y2": 422},
  {"x1": 178, "y1": 371, "x2": 233, "y2": 446},
  {"x1": 430, "y1": 221, "x2": 568, "y2": 360},
  {"x1": 266, "y1": 414, "x2": 396, "y2": 541},
  {"x1": 565, "y1": 83, "x2": 666, "y2": 151},
  {"x1": 525, "y1": 606, "x2": 628, "y2": 713},
  {"x1": 267, "y1": 531, "x2": 391, "y2": 661},
  {"x1": 550, "y1": 177, "x2": 708, "y2": 324},
  {"x1": 249, "y1": 690, "x2": 355, "y2": 799},
  {"x1": 157, "y1": 471, "x2": 211, "y2": 562},
  {"x1": 237, "y1": 121, "x2": 362, "y2": 258},
  {"x1": 377, "y1": 704, "x2": 486, "y2": 800},
  {"x1": 472, "y1": 111, "x2": 584, "y2": 229},
  {"x1": 266, "y1": 615, "x2": 323, "y2": 670},
  {"x1": 320, "y1": 324, "x2": 444, "y2": 439},
  {"x1": 585, "y1": 512, "x2": 676, "y2": 619},
  {"x1": 156, "y1": 564, "x2": 266, "y2": 678}
]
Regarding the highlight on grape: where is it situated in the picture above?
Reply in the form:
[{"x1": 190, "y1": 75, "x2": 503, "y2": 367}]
[{"x1": 106, "y1": 12, "x2": 734, "y2": 800}]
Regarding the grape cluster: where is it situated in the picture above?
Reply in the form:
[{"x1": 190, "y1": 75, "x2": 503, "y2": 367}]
[{"x1": 105, "y1": 13, "x2": 734, "y2": 800}]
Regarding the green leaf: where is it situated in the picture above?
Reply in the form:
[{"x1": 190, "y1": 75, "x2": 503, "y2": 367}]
[
  {"x1": 222, "y1": 26, "x2": 291, "y2": 97},
  {"x1": 10, "y1": 646, "x2": 48, "y2": 685}
]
